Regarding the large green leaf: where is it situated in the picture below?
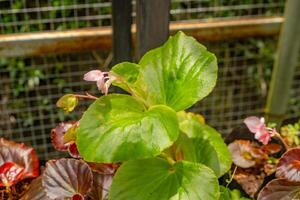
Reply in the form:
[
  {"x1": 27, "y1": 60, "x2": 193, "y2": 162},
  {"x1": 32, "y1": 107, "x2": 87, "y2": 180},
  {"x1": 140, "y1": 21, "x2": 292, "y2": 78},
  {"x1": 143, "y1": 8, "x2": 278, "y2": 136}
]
[
  {"x1": 111, "y1": 31, "x2": 218, "y2": 111},
  {"x1": 109, "y1": 158, "x2": 219, "y2": 200},
  {"x1": 76, "y1": 94, "x2": 179, "y2": 162},
  {"x1": 177, "y1": 112, "x2": 232, "y2": 177}
]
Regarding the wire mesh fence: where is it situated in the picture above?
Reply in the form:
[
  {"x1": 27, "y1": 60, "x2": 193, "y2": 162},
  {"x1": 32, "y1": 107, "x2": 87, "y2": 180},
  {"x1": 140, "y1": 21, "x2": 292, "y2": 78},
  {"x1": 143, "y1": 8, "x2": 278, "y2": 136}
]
[
  {"x1": 1, "y1": 0, "x2": 299, "y2": 160},
  {"x1": 1, "y1": 0, "x2": 285, "y2": 34},
  {"x1": 0, "y1": 51, "x2": 106, "y2": 159}
]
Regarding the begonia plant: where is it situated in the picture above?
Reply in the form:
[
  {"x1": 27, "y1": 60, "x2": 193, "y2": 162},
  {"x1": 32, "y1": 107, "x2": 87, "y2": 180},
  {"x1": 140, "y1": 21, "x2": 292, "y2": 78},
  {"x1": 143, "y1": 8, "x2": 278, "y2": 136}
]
[{"x1": 52, "y1": 31, "x2": 233, "y2": 199}]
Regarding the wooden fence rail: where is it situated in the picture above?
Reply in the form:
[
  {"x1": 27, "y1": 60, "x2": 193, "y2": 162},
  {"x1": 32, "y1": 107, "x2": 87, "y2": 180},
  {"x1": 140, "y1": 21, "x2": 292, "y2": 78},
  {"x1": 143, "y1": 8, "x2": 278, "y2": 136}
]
[{"x1": 0, "y1": 17, "x2": 283, "y2": 58}]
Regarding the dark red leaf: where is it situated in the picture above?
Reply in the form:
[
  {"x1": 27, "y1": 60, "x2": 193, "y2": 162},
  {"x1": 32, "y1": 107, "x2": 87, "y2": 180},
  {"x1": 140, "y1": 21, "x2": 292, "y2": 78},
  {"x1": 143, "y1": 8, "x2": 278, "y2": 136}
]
[
  {"x1": 88, "y1": 172, "x2": 113, "y2": 200},
  {"x1": 0, "y1": 162, "x2": 25, "y2": 187},
  {"x1": 42, "y1": 158, "x2": 93, "y2": 199},
  {"x1": 261, "y1": 143, "x2": 282, "y2": 154},
  {"x1": 88, "y1": 163, "x2": 119, "y2": 175},
  {"x1": 51, "y1": 122, "x2": 74, "y2": 151},
  {"x1": 0, "y1": 138, "x2": 39, "y2": 186},
  {"x1": 20, "y1": 176, "x2": 50, "y2": 200},
  {"x1": 257, "y1": 178, "x2": 300, "y2": 200},
  {"x1": 276, "y1": 148, "x2": 300, "y2": 182},
  {"x1": 68, "y1": 143, "x2": 81, "y2": 159}
]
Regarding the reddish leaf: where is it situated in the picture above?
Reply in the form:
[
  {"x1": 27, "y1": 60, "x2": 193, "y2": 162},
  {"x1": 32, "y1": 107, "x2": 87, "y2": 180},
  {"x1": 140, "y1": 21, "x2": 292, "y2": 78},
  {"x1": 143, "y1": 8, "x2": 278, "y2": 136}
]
[
  {"x1": 88, "y1": 163, "x2": 119, "y2": 175},
  {"x1": 276, "y1": 148, "x2": 300, "y2": 182},
  {"x1": 257, "y1": 178, "x2": 300, "y2": 200},
  {"x1": 51, "y1": 122, "x2": 81, "y2": 159},
  {"x1": 88, "y1": 172, "x2": 113, "y2": 200},
  {"x1": 51, "y1": 122, "x2": 74, "y2": 151},
  {"x1": 20, "y1": 176, "x2": 50, "y2": 200},
  {"x1": 234, "y1": 168, "x2": 265, "y2": 198},
  {"x1": 42, "y1": 158, "x2": 93, "y2": 199},
  {"x1": 68, "y1": 143, "x2": 81, "y2": 159},
  {"x1": 0, "y1": 138, "x2": 39, "y2": 186},
  {"x1": 261, "y1": 143, "x2": 282, "y2": 154},
  {"x1": 0, "y1": 162, "x2": 25, "y2": 187},
  {"x1": 228, "y1": 140, "x2": 267, "y2": 168},
  {"x1": 264, "y1": 163, "x2": 277, "y2": 176}
]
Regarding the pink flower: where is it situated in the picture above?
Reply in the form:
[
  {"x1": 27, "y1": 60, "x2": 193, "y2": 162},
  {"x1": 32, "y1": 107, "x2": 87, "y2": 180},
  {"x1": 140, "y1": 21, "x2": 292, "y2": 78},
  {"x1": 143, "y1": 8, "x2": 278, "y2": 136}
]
[
  {"x1": 244, "y1": 116, "x2": 274, "y2": 145},
  {"x1": 83, "y1": 70, "x2": 115, "y2": 95}
]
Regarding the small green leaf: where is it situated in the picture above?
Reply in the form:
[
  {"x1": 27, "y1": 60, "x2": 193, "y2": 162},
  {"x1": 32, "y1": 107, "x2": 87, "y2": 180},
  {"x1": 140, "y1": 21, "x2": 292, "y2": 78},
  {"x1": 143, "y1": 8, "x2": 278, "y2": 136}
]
[
  {"x1": 177, "y1": 111, "x2": 232, "y2": 177},
  {"x1": 63, "y1": 124, "x2": 77, "y2": 144},
  {"x1": 112, "y1": 31, "x2": 218, "y2": 111},
  {"x1": 109, "y1": 158, "x2": 219, "y2": 200},
  {"x1": 76, "y1": 94, "x2": 179, "y2": 162},
  {"x1": 219, "y1": 186, "x2": 251, "y2": 200},
  {"x1": 56, "y1": 94, "x2": 78, "y2": 113}
]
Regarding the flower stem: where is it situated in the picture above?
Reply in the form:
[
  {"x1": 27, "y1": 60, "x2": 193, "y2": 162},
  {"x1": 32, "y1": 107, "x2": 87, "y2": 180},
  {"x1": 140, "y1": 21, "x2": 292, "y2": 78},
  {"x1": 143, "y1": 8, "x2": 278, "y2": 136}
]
[
  {"x1": 74, "y1": 93, "x2": 98, "y2": 100},
  {"x1": 272, "y1": 132, "x2": 289, "y2": 150},
  {"x1": 160, "y1": 153, "x2": 176, "y2": 165},
  {"x1": 226, "y1": 165, "x2": 237, "y2": 188}
]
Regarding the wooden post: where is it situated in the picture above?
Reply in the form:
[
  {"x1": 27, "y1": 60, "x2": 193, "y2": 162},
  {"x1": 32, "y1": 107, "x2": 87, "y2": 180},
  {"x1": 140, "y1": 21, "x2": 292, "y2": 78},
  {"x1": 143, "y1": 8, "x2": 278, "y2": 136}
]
[
  {"x1": 265, "y1": 0, "x2": 300, "y2": 125},
  {"x1": 136, "y1": 0, "x2": 171, "y2": 60},
  {"x1": 112, "y1": 0, "x2": 132, "y2": 65}
]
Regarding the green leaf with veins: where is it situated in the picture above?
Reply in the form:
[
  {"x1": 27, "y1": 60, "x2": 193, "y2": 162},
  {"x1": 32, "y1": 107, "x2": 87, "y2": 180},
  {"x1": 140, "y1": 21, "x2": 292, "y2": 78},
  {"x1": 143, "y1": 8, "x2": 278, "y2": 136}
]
[
  {"x1": 76, "y1": 94, "x2": 179, "y2": 162},
  {"x1": 176, "y1": 111, "x2": 232, "y2": 177},
  {"x1": 112, "y1": 31, "x2": 217, "y2": 111},
  {"x1": 109, "y1": 158, "x2": 219, "y2": 200}
]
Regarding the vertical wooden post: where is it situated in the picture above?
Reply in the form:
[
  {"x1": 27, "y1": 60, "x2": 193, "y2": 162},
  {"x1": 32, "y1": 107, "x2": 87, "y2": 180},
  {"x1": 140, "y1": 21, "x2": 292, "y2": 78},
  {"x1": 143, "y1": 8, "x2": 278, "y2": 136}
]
[
  {"x1": 112, "y1": 0, "x2": 132, "y2": 65},
  {"x1": 136, "y1": 0, "x2": 171, "y2": 60},
  {"x1": 265, "y1": 0, "x2": 300, "y2": 125}
]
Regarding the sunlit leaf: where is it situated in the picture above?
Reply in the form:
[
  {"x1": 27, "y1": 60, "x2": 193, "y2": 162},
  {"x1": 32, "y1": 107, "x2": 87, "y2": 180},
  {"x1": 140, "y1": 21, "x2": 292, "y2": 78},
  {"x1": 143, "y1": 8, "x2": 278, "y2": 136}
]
[
  {"x1": 56, "y1": 94, "x2": 78, "y2": 113},
  {"x1": 0, "y1": 138, "x2": 39, "y2": 186},
  {"x1": 0, "y1": 162, "x2": 24, "y2": 187},
  {"x1": 177, "y1": 111, "x2": 232, "y2": 177},
  {"x1": 42, "y1": 158, "x2": 93, "y2": 200},
  {"x1": 219, "y1": 186, "x2": 251, "y2": 200},
  {"x1": 76, "y1": 94, "x2": 179, "y2": 162},
  {"x1": 63, "y1": 122, "x2": 78, "y2": 143},
  {"x1": 257, "y1": 178, "x2": 300, "y2": 200},
  {"x1": 112, "y1": 31, "x2": 218, "y2": 111},
  {"x1": 109, "y1": 158, "x2": 219, "y2": 200},
  {"x1": 276, "y1": 148, "x2": 300, "y2": 182}
]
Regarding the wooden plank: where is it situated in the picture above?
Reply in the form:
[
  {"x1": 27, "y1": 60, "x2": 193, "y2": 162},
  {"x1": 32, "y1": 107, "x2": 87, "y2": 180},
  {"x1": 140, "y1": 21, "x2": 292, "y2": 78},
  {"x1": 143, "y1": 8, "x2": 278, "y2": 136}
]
[
  {"x1": 135, "y1": 0, "x2": 171, "y2": 59},
  {"x1": 112, "y1": 0, "x2": 132, "y2": 64},
  {"x1": 266, "y1": 0, "x2": 300, "y2": 125},
  {"x1": 0, "y1": 17, "x2": 283, "y2": 57}
]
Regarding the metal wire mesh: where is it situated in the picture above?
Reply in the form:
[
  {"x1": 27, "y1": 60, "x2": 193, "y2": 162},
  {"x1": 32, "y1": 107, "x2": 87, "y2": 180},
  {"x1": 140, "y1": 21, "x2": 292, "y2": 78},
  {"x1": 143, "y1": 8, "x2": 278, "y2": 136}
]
[
  {"x1": 170, "y1": 0, "x2": 285, "y2": 22},
  {"x1": 191, "y1": 37, "x2": 277, "y2": 134},
  {"x1": 0, "y1": 51, "x2": 107, "y2": 159},
  {"x1": 0, "y1": 0, "x2": 285, "y2": 34}
]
